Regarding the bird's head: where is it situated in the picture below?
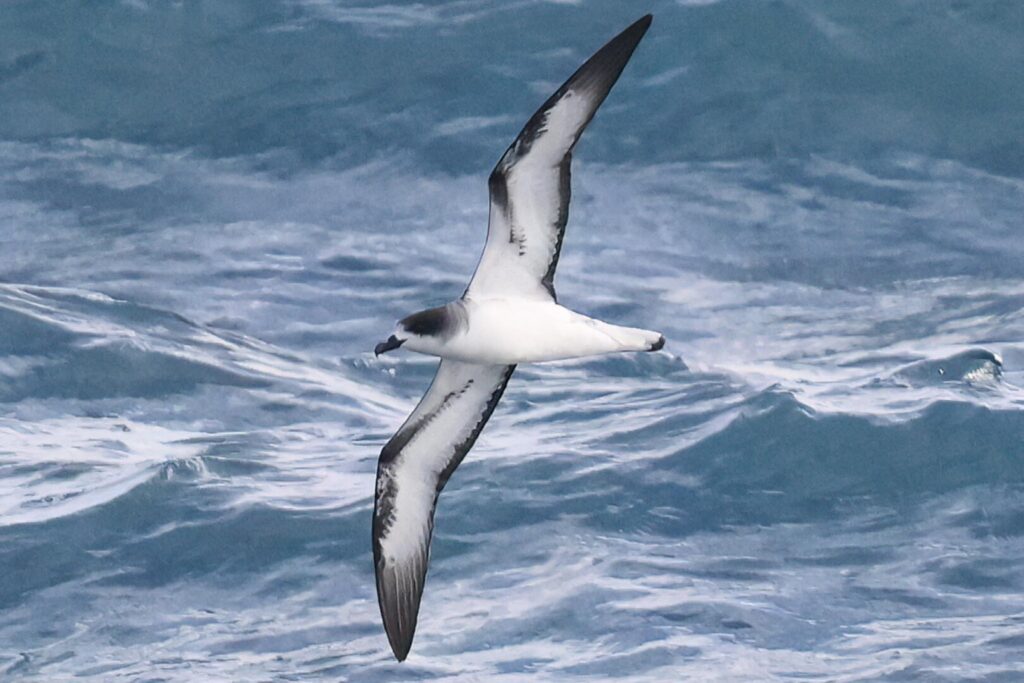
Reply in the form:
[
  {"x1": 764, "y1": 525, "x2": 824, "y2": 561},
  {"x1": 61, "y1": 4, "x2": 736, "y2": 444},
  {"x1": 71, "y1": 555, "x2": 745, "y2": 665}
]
[{"x1": 375, "y1": 304, "x2": 456, "y2": 357}]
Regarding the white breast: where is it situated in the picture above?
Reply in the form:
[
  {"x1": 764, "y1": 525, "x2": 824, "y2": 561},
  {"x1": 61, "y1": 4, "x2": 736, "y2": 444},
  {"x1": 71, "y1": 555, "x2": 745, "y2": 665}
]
[{"x1": 435, "y1": 298, "x2": 659, "y2": 364}]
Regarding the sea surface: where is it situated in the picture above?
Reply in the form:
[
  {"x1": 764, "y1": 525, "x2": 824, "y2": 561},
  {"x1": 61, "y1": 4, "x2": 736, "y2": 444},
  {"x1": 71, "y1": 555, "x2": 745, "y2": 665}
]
[{"x1": 2, "y1": 1, "x2": 1024, "y2": 681}]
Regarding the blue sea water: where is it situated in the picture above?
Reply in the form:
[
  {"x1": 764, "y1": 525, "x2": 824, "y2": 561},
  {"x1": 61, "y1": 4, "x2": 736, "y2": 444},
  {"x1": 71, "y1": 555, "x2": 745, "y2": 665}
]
[{"x1": 2, "y1": 0, "x2": 1024, "y2": 679}]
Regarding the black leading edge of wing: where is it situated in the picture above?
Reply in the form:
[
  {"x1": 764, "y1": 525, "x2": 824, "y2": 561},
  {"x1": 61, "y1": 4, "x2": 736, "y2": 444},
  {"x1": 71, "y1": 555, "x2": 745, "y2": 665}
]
[
  {"x1": 467, "y1": 14, "x2": 652, "y2": 301},
  {"x1": 374, "y1": 14, "x2": 653, "y2": 663},
  {"x1": 493, "y1": 13, "x2": 652, "y2": 175},
  {"x1": 373, "y1": 361, "x2": 516, "y2": 661}
]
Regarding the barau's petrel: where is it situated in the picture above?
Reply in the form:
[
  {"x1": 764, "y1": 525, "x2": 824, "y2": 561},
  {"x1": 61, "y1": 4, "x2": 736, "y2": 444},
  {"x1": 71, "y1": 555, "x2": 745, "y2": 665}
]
[{"x1": 372, "y1": 14, "x2": 661, "y2": 661}]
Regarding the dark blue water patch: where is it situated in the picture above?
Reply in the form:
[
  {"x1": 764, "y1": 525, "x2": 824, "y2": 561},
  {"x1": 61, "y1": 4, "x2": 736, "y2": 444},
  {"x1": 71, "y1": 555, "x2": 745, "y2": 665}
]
[
  {"x1": 452, "y1": 391, "x2": 1024, "y2": 542},
  {"x1": 4, "y1": 286, "x2": 204, "y2": 333},
  {"x1": 492, "y1": 656, "x2": 556, "y2": 676},
  {"x1": 961, "y1": 671, "x2": 1024, "y2": 683},
  {"x1": 556, "y1": 645, "x2": 686, "y2": 677},
  {"x1": 205, "y1": 440, "x2": 283, "y2": 474},
  {"x1": 437, "y1": 582, "x2": 650, "y2": 659},
  {"x1": 932, "y1": 556, "x2": 1020, "y2": 591},
  {"x1": 847, "y1": 585, "x2": 949, "y2": 611},
  {"x1": 0, "y1": 461, "x2": 92, "y2": 482},
  {"x1": 868, "y1": 666, "x2": 1024, "y2": 683},
  {"x1": 575, "y1": 352, "x2": 691, "y2": 380},
  {"x1": 115, "y1": 499, "x2": 370, "y2": 588},
  {"x1": 76, "y1": 662, "x2": 138, "y2": 679},
  {"x1": 964, "y1": 502, "x2": 1024, "y2": 540},
  {"x1": 987, "y1": 633, "x2": 1024, "y2": 648},
  {"x1": 174, "y1": 429, "x2": 272, "y2": 455},
  {"x1": 684, "y1": 393, "x2": 1024, "y2": 498},
  {"x1": 587, "y1": 300, "x2": 652, "y2": 324},
  {"x1": 0, "y1": 471, "x2": 370, "y2": 609},
  {"x1": 0, "y1": 50, "x2": 48, "y2": 84},
  {"x1": 216, "y1": 266, "x2": 297, "y2": 281},
  {"x1": 7, "y1": 168, "x2": 198, "y2": 230},
  {"x1": 208, "y1": 624, "x2": 359, "y2": 659},
  {"x1": 3, "y1": 1, "x2": 1023, "y2": 175},
  {"x1": 787, "y1": 544, "x2": 896, "y2": 568},
  {"x1": 761, "y1": 159, "x2": 917, "y2": 209},
  {"x1": 679, "y1": 556, "x2": 778, "y2": 583},
  {"x1": 319, "y1": 254, "x2": 388, "y2": 272},
  {"x1": 598, "y1": 388, "x2": 748, "y2": 451},
  {"x1": 0, "y1": 472, "x2": 212, "y2": 610},
  {"x1": 0, "y1": 307, "x2": 76, "y2": 354},
  {"x1": 0, "y1": 342, "x2": 267, "y2": 402}
]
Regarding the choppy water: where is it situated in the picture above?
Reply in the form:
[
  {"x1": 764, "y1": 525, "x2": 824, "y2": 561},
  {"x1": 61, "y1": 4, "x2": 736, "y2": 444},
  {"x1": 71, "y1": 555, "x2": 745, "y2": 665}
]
[{"x1": 2, "y1": 1, "x2": 1024, "y2": 680}]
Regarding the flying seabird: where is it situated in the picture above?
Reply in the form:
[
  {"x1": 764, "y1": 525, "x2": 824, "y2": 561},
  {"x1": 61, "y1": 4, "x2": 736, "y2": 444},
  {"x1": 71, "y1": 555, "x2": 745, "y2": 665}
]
[{"x1": 372, "y1": 14, "x2": 661, "y2": 661}]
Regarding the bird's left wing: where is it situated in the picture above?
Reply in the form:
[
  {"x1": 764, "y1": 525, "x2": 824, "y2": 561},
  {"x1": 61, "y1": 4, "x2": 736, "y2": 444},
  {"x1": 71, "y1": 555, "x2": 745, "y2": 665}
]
[
  {"x1": 373, "y1": 360, "x2": 516, "y2": 661},
  {"x1": 465, "y1": 14, "x2": 652, "y2": 302}
]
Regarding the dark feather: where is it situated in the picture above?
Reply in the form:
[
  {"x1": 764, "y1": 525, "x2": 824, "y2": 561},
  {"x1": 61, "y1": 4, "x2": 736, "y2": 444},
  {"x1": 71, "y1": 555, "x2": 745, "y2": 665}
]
[
  {"x1": 373, "y1": 362, "x2": 515, "y2": 661},
  {"x1": 467, "y1": 15, "x2": 652, "y2": 302}
]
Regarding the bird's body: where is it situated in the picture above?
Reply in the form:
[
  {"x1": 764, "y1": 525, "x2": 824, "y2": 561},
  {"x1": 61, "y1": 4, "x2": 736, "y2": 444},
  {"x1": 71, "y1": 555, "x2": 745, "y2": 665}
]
[
  {"x1": 371, "y1": 14, "x2": 661, "y2": 661},
  {"x1": 393, "y1": 297, "x2": 664, "y2": 364}
]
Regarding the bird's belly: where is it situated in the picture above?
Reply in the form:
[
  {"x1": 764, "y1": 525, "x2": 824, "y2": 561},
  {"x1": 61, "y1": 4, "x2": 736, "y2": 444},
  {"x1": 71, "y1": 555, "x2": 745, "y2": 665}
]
[{"x1": 437, "y1": 300, "x2": 632, "y2": 364}]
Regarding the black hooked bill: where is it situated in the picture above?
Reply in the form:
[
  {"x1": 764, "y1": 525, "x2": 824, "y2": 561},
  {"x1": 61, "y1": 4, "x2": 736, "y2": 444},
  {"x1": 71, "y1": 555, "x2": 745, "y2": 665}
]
[{"x1": 375, "y1": 335, "x2": 404, "y2": 356}]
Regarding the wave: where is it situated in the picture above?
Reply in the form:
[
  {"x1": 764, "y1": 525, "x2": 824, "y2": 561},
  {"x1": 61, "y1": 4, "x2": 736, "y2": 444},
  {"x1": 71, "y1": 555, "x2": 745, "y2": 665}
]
[
  {"x1": 458, "y1": 385, "x2": 1024, "y2": 541},
  {"x1": 3, "y1": 0, "x2": 1024, "y2": 678},
  {"x1": 0, "y1": 283, "x2": 400, "y2": 531},
  {"x1": 0, "y1": 283, "x2": 397, "y2": 408},
  {"x1": 888, "y1": 348, "x2": 1004, "y2": 387},
  {"x1": 2, "y1": 1, "x2": 1023, "y2": 175}
]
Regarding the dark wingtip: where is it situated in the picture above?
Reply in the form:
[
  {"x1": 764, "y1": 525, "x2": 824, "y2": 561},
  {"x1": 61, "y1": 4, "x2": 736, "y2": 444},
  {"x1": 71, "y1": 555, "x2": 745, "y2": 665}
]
[
  {"x1": 621, "y1": 14, "x2": 653, "y2": 44},
  {"x1": 491, "y1": 13, "x2": 655, "y2": 180},
  {"x1": 649, "y1": 334, "x2": 666, "y2": 352},
  {"x1": 599, "y1": 13, "x2": 653, "y2": 62},
  {"x1": 390, "y1": 629, "x2": 412, "y2": 662},
  {"x1": 563, "y1": 13, "x2": 654, "y2": 108},
  {"x1": 377, "y1": 565, "x2": 420, "y2": 662}
]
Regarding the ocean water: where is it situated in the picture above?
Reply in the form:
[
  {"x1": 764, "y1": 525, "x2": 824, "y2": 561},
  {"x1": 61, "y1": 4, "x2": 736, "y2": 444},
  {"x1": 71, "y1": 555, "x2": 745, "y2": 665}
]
[{"x1": 2, "y1": 0, "x2": 1024, "y2": 680}]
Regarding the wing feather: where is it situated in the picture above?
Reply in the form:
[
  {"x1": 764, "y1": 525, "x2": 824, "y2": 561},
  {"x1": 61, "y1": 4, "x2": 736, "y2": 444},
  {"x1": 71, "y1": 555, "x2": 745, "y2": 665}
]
[
  {"x1": 373, "y1": 360, "x2": 515, "y2": 660},
  {"x1": 465, "y1": 14, "x2": 652, "y2": 301}
]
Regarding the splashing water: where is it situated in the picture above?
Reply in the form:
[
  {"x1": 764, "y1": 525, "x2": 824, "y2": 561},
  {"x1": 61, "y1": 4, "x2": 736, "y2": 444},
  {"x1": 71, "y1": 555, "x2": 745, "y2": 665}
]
[{"x1": 2, "y1": 1, "x2": 1024, "y2": 680}]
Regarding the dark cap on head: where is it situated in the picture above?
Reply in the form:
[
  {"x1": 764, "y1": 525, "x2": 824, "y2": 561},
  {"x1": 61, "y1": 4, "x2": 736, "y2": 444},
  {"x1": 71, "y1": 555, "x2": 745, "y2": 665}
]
[{"x1": 399, "y1": 306, "x2": 450, "y2": 337}]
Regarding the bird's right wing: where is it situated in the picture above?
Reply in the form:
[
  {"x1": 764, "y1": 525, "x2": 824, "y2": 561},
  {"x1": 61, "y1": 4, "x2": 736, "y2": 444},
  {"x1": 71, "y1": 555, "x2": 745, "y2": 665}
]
[
  {"x1": 373, "y1": 360, "x2": 516, "y2": 661},
  {"x1": 465, "y1": 14, "x2": 652, "y2": 302}
]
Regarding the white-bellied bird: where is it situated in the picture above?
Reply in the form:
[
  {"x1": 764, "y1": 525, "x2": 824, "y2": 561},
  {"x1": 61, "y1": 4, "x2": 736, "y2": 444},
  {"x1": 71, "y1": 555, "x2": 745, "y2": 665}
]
[{"x1": 373, "y1": 14, "x2": 662, "y2": 661}]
